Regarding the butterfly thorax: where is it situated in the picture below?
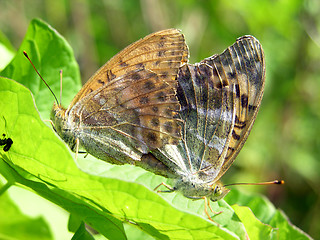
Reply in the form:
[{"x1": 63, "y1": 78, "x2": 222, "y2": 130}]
[
  {"x1": 175, "y1": 177, "x2": 230, "y2": 202},
  {"x1": 51, "y1": 103, "x2": 79, "y2": 151}
]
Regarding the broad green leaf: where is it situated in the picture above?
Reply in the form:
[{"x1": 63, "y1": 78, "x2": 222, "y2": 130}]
[
  {"x1": 232, "y1": 204, "x2": 272, "y2": 240},
  {"x1": 225, "y1": 189, "x2": 277, "y2": 223},
  {"x1": 227, "y1": 191, "x2": 312, "y2": 239},
  {"x1": 269, "y1": 210, "x2": 312, "y2": 240},
  {"x1": 71, "y1": 222, "x2": 95, "y2": 240},
  {"x1": 0, "y1": 18, "x2": 81, "y2": 120},
  {"x1": 0, "y1": 182, "x2": 52, "y2": 240}
]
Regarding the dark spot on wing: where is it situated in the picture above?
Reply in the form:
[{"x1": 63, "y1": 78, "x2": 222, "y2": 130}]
[
  {"x1": 136, "y1": 63, "x2": 145, "y2": 68},
  {"x1": 97, "y1": 79, "x2": 105, "y2": 85},
  {"x1": 234, "y1": 123, "x2": 247, "y2": 129},
  {"x1": 158, "y1": 42, "x2": 165, "y2": 47},
  {"x1": 147, "y1": 132, "x2": 158, "y2": 143},
  {"x1": 249, "y1": 104, "x2": 257, "y2": 111},
  {"x1": 164, "y1": 121, "x2": 173, "y2": 133},
  {"x1": 106, "y1": 70, "x2": 116, "y2": 81},
  {"x1": 228, "y1": 146, "x2": 235, "y2": 151},
  {"x1": 241, "y1": 94, "x2": 248, "y2": 108},
  {"x1": 151, "y1": 118, "x2": 160, "y2": 127},
  {"x1": 165, "y1": 108, "x2": 173, "y2": 117},
  {"x1": 235, "y1": 115, "x2": 246, "y2": 125},
  {"x1": 120, "y1": 60, "x2": 129, "y2": 67},
  {"x1": 147, "y1": 72, "x2": 157, "y2": 79},
  {"x1": 235, "y1": 84, "x2": 240, "y2": 97},
  {"x1": 160, "y1": 71, "x2": 169, "y2": 79},
  {"x1": 156, "y1": 92, "x2": 166, "y2": 102},
  {"x1": 144, "y1": 80, "x2": 156, "y2": 90},
  {"x1": 140, "y1": 96, "x2": 149, "y2": 104},
  {"x1": 232, "y1": 130, "x2": 241, "y2": 140},
  {"x1": 216, "y1": 81, "x2": 223, "y2": 89},
  {"x1": 158, "y1": 50, "x2": 166, "y2": 57},
  {"x1": 222, "y1": 79, "x2": 229, "y2": 87},
  {"x1": 132, "y1": 72, "x2": 141, "y2": 81},
  {"x1": 152, "y1": 106, "x2": 159, "y2": 113},
  {"x1": 228, "y1": 71, "x2": 236, "y2": 79}
]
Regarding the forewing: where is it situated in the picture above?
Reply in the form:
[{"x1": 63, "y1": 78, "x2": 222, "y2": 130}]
[
  {"x1": 68, "y1": 29, "x2": 189, "y2": 152},
  {"x1": 202, "y1": 36, "x2": 265, "y2": 181},
  {"x1": 72, "y1": 68, "x2": 184, "y2": 155},
  {"x1": 70, "y1": 29, "x2": 188, "y2": 104}
]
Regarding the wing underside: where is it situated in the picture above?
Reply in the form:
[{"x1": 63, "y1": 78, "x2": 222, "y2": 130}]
[
  {"x1": 65, "y1": 29, "x2": 189, "y2": 162},
  {"x1": 152, "y1": 36, "x2": 265, "y2": 182}
]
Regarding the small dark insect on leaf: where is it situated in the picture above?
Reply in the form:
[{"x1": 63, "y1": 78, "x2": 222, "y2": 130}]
[{"x1": 0, "y1": 134, "x2": 13, "y2": 152}]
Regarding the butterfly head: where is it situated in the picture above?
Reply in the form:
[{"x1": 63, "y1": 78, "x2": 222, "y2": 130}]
[
  {"x1": 50, "y1": 103, "x2": 77, "y2": 151},
  {"x1": 51, "y1": 102, "x2": 65, "y2": 133},
  {"x1": 209, "y1": 182, "x2": 230, "y2": 202}
]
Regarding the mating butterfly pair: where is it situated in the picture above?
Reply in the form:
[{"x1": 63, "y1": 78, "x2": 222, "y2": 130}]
[{"x1": 30, "y1": 29, "x2": 267, "y2": 219}]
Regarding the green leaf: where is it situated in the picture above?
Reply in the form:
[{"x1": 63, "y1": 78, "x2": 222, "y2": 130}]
[
  {"x1": 0, "y1": 18, "x2": 81, "y2": 120},
  {"x1": 269, "y1": 210, "x2": 312, "y2": 240},
  {"x1": 232, "y1": 205, "x2": 272, "y2": 239},
  {"x1": 225, "y1": 189, "x2": 278, "y2": 223},
  {"x1": 0, "y1": 181, "x2": 52, "y2": 240},
  {"x1": 227, "y1": 191, "x2": 313, "y2": 239},
  {"x1": 71, "y1": 222, "x2": 95, "y2": 240},
  {"x1": 0, "y1": 29, "x2": 15, "y2": 71}
]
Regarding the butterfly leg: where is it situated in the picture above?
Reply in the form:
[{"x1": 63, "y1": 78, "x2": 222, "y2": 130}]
[
  {"x1": 203, "y1": 197, "x2": 214, "y2": 221},
  {"x1": 153, "y1": 182, "x2": 175, "y2": 192},
  {"x1": 75, "y1": 138, "x2": 80, "y2": 161},
  {"x1": 73, "y1": 138, "x2": 87, "y2": 158},
  {"x1": 203, "y1": 197, "x2": 222, "y2": 222}
]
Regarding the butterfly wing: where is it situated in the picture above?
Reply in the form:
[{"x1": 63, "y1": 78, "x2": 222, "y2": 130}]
[
  {"x1": 201, "y1": 36, "x2": 265, "y2": 181},
  {"x1": 67, "y1": 29, "x2": 188, "y2": 158},
  {"x1": 70, "y1": 29, "x2": 188, "y2": 104},
  {"x1": 150, "y1": 36, "x2": 264, "y2": 183},
  {"x1": 151, "y1": 62, "x2": 236, "y2": 181}
]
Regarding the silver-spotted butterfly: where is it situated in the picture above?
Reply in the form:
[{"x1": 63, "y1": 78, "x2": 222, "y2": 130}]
[
  {"x1": 140, "y1": 36, "x2": 269, "y2": 219},
  {"x1": 49, "y1": 29, "x2": 188, "y2": 165}
]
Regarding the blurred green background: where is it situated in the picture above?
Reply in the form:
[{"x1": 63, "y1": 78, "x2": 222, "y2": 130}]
[{"x1": 0, "y1": 0, "x2": 319, "y2": 239}]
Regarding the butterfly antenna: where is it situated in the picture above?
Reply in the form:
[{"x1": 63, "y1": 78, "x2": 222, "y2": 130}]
[
  {"x1": 60, "y1": 70, "x2": 63, "y2": 106},
  {"x1": 223, "y1": 180, "x2": 284, "y2": 187},
  {"x1": 23, "y1": 51, "x2": 60, "y2": 106}
]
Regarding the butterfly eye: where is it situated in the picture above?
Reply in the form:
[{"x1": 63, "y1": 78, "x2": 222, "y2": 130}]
[
  {"x1": 213, "y1": 185, "x2": 222, "y2": 196},
  {"x1": 210, "y1": 184, "x2": 231, "y2": 202}
]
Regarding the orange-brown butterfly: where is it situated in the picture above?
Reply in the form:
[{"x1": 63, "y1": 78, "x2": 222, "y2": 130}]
[
  {"x1": 25, "y1": 29, "x2": 188, "y2": 166},
  {"x1": 140, "y1": 36, "x2": 282, "y2": 219}
]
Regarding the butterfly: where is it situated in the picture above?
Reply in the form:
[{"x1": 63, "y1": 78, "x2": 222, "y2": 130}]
[
  {"x1": 0, "y1": 134, "x2": 13, "y2": 152},
  {"x1": 140, "y1": 35, "x2": 266, "y2": 219},
  {"x1": 49, "y1": 29, "x2": 189, "y2": 165}
]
